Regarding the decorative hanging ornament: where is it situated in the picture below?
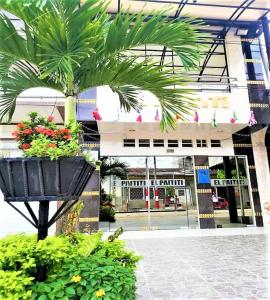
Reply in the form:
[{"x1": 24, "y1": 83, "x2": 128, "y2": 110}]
[
  {"x1": 230, "y1": 110, "x2": 238, "y2": 124},
  {"x1": 248, "y1": 110, "x2": 257, "y2": 127},
  {"x1": 92, "y1": 108, "x2": 102, "y2": 121},
  {"x1": 136, "y1": 113, "x2": 142, "y2": 123},
  {"x1": 154, "y1": 109, "x2": 160, "y2": 122},
  {"x1": 175, "y1": 114, "x2": 181, "y2": 122},
  {"x1": 194, "y1": 111, "x2": 199, "y2": 123},
  {"x1": 211, "y1": 111, "x2": 218, "y2": 128}
]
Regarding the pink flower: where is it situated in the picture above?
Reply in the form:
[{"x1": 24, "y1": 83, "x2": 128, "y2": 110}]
[
  {"x1": 17, "y1": 123, "x2": 25, "y2": 129},
  {"x1": 21, "y1": 143, "x2": 31, "y2": 150},
  {"x1": 47, "y1": 116, "x2": 54, "y2": 122},
  {"x1": 35, "y1": 127, "x2": 45, "y2": 133},
  {"x1": 23, "y1": 129, "x2": 33, "y2": 135},
  {"x1": 44, "y1": 129, "x2": 54, "y2": 136}
]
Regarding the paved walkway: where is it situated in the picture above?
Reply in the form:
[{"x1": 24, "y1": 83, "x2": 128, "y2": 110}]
[{"x1": 124, "y1": 228, "x2": 270, "y2": 300}]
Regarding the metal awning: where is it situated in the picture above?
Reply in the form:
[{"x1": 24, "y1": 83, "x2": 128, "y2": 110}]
[
  {"x1": 108, "y1": 0, "x2": 269, "y2": 23},
  {"x1": 107, "y1": 0, "x2": 270, "y2": 91}
]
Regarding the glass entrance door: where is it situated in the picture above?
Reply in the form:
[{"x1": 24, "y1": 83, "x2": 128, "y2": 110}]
[
  {"x1": 99, "y1": 156, "x2": 198, "y2": 231},
  {"x1": 209, "y1": 156, "x2": 254, "y2": 228}
]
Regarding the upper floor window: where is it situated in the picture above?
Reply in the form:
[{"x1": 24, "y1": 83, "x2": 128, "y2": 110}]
[
  {"x1": 196, "y1": 139, "x2": 207, "y2": 148},
  {"x1": 123, "y1": 139, "x2": 135, "y2": 147},
  {"x1": 139, "y1": 139, "x2": 150, "y2": 147},
  {"x1": 182, "y1": 139, "x2": 193, "y2": 147},
  {"x1": 168, "y1": 140, "x2": 179, "y2": 148},
  {"x1": 211, "y1": 139, "x2": 221, "y2": 147},
  {"x1": 153, "y1": 139, "x2": 164, "y2": 147}
]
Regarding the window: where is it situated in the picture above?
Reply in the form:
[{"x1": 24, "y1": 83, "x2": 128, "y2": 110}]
[
  {"x1": 196, "y1": 139, "x2": 207, "y2": 148},
  {"x1": 153, "y1": 139, "x2": 164, "y2": 147},
  {"x1": 211, "y1": 139, "x2": 221, "y2": 147},
  {"x1": 139, "y1": 139, "x2": 150, "y2": 147},
  {"x1": 182, "y1": 139, "x2": 193, "y2": 147},
  {"x1": 168, "y1": 140, "x2": 179, "y2": 148},
  {"x1": 123, "y1": 139, "x2": 135, "y2": 147}
]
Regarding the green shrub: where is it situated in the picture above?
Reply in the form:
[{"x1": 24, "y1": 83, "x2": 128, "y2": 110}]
[
  {"x1": 32, "y1": 256, "x2": 136, "y2": 300},
  {"x1": 99, "y1": 206, "x2": 115, "y2": 222},
  {"x1": 0, "y1": 232, "x2": 140, "y2": 300},
  {"x1": 0, "y1": 270, "x2": 33, "y2": 300},
  {"x1": 94, "y1": 239, "x2": 141, "y2": 270}
]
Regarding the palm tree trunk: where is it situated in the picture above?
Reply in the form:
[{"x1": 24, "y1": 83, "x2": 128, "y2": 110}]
[
  {"x1": 65, "y1": 96, "x2": 77, "y2": 124},
  {"x1": 55, "y1": 96, "x2": 77, "y2": 236}
]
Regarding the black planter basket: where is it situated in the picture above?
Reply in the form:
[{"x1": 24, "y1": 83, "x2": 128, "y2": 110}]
[
  {"x1": 0, "y1": 157, "x2": 95, "y2": 202},
  {"x1": 0, "y1": 156, "x2": 96, "y2": 281}
]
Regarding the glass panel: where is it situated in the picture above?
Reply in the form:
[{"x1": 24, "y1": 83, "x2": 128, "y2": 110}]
[
  {"x1": 100, "y1": 156, "x2": 198, "y2": 231},
  {"x1": 148, "y1": 156, "x2": 198, "y2": 230},
  {"x1": 209, "y1": 156, "x2": 254, "y2": 228},
  {"x1": 235, "y1": 156, "x2": 254, "y2": 225}
]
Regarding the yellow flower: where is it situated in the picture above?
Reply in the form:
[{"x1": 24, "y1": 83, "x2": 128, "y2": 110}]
[
  {"x1": 71, "y1": 275, "x2": 81, "y2": 283},
  {"x1": 96, "y1": 289, "x2": 106, "y2": 298}
]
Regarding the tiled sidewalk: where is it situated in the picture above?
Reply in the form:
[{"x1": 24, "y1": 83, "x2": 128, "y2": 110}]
[{"x1": 125, "y1": 228, "x2": 270, "y2": 300}]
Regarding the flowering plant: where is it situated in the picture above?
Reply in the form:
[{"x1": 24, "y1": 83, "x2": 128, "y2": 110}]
[{"x1": 12, "y1": 112, "x2": 82, "y2": 160}]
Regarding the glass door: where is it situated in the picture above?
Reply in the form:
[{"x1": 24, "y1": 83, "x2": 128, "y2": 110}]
[
  {"x1": 209, "y1": 156, "x2": 254, "y2": 228},
  {"x1": 146, "y1": 156, "x2": 198, "y2": 230}
]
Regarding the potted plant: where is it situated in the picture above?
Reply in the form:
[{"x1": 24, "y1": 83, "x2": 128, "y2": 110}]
[
  {"x1": 0, "y1": 112, "x2": 96, "y2": 281},
  {"x1": 0, "y1": 111, "x2": 95, "y2": 234}
]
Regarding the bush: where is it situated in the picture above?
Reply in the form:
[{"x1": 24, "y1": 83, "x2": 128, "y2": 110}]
[
  {"x1": 99, "y1": 206, "x2": 115, "y2": 222},
  {"x1": 32, "y1": 256, "x2": 136, "y2": 300},
  {"x1": 0, "y1": 232, "x2": 140, "y2": 300}
]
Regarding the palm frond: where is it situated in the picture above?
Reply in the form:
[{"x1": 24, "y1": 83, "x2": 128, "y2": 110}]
[
  {"x1": 0, "y1": 0, "x2": 206, "y2": 127},
  {"x1": 94, "y1": 9, "x2": 207, "y2": 70},
  {"x1": 100, "y1": 157, "x2": 129, "y2": 181},
  {"x1": 0, "y1": 60, "x2": 61, "y2": 122},
  {"x1": 79, "y1": 57, "x2": 196, "y2": 129},
  {"x1": 0, "y1": 13, "x2": 30, "y2": 61}
]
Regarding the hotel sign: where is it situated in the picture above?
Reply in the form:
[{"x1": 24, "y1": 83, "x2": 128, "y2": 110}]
[
  {"x1": 211, "y1": 179, "x2": 248, "y2": 187},
  {"x1": 113, "y1": 179, "x2": 185, "y2": 188}
]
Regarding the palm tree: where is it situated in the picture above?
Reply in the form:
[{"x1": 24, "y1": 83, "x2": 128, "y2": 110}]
[
  {"x1": 100, "y1": 157, "x2": 128, "y2": 183},
  {"x1": 0, "y1": 0, "x2": 206, "y2": 130}
]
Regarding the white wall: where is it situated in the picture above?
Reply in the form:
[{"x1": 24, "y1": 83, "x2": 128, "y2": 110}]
[
  {"x1": 100, "y1": 123, "x2": 235, "y2": 157},
  {"x1": 251, "y1": 128, "x2": 270, "y2": 227}
]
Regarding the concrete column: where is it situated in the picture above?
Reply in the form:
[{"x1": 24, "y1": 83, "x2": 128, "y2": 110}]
[
  {"x1": 194, "y1": 156, "x2": 215, "y2": 229},
  {"x1": 251, "y1": 128, "x2": 270, "y2": 226},
  {"x1": 79, "y1": 164, "x2": 100, "y2": 232}
]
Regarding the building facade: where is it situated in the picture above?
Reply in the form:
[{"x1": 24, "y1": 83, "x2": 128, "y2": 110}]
[{"x1": 0, "y1": 0, "x2": 270, "y2": 234}]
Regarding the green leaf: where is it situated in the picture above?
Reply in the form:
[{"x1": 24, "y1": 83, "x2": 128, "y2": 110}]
[{"x1": 65, "y1": 287, "x2": 76, "y2": 295}]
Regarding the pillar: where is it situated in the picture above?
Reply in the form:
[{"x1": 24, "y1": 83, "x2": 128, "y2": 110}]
[
  {"x1": 194, "y1": 156, "x2": 215, "y2": 229},
  {"x1": 79, "y1": 147, "x2": 100, "y2": 232}
]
